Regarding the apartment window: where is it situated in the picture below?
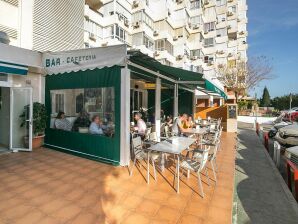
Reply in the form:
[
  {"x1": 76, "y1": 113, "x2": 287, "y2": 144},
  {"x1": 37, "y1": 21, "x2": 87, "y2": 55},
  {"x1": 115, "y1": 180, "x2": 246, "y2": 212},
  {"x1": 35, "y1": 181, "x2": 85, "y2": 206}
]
[
  {"x1": 216, "y1": 0, "x2": 226, "y2": 6},
  {"x1": 104, "y1": 25, "x2": 114, "y2": 39},
  {"x1": 117, "y1": 12, "x2": 128, "y2": 24},
  {"x1": 190, "y1": 0, "x2": 201, "y2": 10},
  {"x1": 204, "y1": 22, "x2": 215, "y2": 33},
  {"x1": 216, "y1": 28, "x2": 227, "y2": 37},
  {"x1": 84, "y1": 18, "x2": 102, "y2": 37},
  {"x1": 204, "y1": 38, "x2": 215, "y2": 47},
  {"x1": 155, "y1": 39, "x2": 173, "y2": 55},
  {"x1": 155, "y1": 39, "x2": 165, "y2": 51},
  {"x1": 132, "y1": 11, "x2": 142, "y2": 23},
  {"x1": 114, "y1": 24, "x2": 126, "y2": 43},
  {"x1": 204, "y1": 56, "x2": 214, "y2": 64},
  {"x1": 143, "y1": 13, "x2": 153, "y2": 29},
  {"x1": 143, "y1": 35, "x2": 154, "y2": 51},
  {"x1": 190, "y1": 49, "x2": 201, "y2": 58},
  {"x1": 228, "y1": 6, "x2": 237, "y2": 13},
  {"x1": 132, "y1": 11, "x2": 153, "y2": 29},
  {"x1": 189, "y1": 15, "x2": 202, "y2": 26}
]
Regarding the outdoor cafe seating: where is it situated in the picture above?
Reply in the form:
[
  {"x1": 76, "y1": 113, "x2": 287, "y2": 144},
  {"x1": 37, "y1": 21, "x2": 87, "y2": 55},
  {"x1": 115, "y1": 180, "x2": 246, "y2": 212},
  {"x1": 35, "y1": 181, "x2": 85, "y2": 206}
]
[{"x1": 129, "y1": 117, "x2": 223, "y2": 197}]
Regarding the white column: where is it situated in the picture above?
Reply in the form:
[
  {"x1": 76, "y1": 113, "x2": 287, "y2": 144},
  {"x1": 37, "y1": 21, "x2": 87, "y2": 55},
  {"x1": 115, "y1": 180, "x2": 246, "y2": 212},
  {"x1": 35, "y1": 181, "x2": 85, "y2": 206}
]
[
  {"x1": 173, "y1": 83, "x2": 178, "y2": 119},
  {"x1": 193, "y1": 93, "x2": 196, "y2": 117},
  {"x1": 209, "y1": 95, "x2": 214, "y2": 107},
  {"x1": 19, "y1": 0, "x2": 34, "y2": 49},
  {"x1": 219, "y1": 98, "x2": 223, "y2": 106},
  {"x1": 155, "y1": 77, "x2": 161, "y2": 142},
  {"x1": 120, "y1": 66, "x2": 131, "y2": 166}
]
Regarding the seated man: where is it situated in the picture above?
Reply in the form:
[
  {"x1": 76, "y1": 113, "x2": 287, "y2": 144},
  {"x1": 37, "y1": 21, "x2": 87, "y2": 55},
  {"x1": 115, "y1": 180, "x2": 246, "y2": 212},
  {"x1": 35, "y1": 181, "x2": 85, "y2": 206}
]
[
  {"x1": 172, "y1": 114, "x2": 190, "y2": 136},
  {"x1": 89, "y1": 115, "x2": 104, "y2": 135},
  {"x1": 134, "y1": 112, "x2": 146, "y2": 136},
  {"x1": 72, "y1": 111, "x2": 91, "y2": 132}
]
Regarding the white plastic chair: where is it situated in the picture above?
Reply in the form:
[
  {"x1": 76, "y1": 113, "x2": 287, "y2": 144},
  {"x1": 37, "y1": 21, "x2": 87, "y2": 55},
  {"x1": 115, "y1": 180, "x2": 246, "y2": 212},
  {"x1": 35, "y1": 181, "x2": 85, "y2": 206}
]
[
  {"x1": 178, "y1": 146, "x2": 210, "y2": 197},
  {"x1": 193, "y1": 138, "x2": 221, "y2": 183},
  {"x1": 130, "y1": 136, "x2": 159, "y2": 184}
]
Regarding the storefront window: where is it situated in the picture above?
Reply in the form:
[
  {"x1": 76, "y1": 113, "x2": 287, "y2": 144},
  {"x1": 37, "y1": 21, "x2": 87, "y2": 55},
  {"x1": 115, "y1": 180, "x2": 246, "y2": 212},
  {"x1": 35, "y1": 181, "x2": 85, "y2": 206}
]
[{"x1": 50, "y1": 87, "x2": 115, "y2": 137}]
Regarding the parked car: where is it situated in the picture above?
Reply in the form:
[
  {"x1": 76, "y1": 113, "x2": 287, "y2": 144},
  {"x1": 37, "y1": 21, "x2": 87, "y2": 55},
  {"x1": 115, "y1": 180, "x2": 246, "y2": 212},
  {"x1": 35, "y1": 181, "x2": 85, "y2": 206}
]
[
  {"x1": 284, "y1": 111, "x2": 298, "y2": 122},
  {"x1": 274, "y1": 124, "x2": 298, "y2": 146},
  {"x1": 288, "y1": 107, "x2": 298, "y2": 113},
  {"x1": 285, "y1": 146, "x2": 298, "y2": 167}
]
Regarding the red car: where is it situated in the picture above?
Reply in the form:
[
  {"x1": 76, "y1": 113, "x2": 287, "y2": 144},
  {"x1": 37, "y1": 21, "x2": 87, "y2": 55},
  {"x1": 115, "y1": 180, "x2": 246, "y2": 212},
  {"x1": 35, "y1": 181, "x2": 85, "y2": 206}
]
[{"x1": 284, "y1": 109, "x2": 298, "y2": 121}]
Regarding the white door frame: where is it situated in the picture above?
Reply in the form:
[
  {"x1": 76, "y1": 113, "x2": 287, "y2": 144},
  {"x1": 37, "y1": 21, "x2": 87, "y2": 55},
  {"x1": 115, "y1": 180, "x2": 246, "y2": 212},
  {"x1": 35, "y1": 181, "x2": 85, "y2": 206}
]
[{"x1": 9, "y1": 87, "x2": 33, "y2": 152}]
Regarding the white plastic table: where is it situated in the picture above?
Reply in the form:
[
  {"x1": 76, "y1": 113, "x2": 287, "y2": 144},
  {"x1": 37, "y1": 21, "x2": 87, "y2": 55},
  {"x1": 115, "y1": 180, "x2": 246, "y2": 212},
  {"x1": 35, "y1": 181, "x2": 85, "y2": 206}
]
[
  {"x1": 184, "y1": 127, "x2": 208, "y2": 147},
  {"x1": 148, "y1": 136, "x2": 196, "y2": 193}
]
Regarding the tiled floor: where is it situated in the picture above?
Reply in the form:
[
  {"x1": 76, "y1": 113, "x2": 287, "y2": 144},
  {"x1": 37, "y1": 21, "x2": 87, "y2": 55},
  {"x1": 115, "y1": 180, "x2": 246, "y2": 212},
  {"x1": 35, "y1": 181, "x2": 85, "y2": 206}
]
[{"x1": 0, "y1": 132, "x2": 236, "y2": 224}]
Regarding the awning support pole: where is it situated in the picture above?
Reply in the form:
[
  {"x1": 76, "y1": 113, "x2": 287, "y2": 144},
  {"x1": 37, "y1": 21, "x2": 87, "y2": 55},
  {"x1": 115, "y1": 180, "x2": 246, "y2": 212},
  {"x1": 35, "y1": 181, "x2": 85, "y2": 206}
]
[
  {"x1": 193, "y1": 92, "x2": 196, "y2": 117},
  {"x1": 155, "y1": 77, "x2": 161, "y2": 142},
  {"x1": 174, "y1": 83, "x2": 178, "y2": 119},
  {"x1": 120, "y1": 66, "x2": 131, "y2": 166}
]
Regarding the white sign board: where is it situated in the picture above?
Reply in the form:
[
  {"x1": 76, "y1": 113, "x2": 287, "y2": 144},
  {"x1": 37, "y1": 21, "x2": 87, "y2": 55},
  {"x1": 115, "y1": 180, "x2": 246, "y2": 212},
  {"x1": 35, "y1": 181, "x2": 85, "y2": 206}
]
[{"x1": 42, "y1": 45, "x2": 127, "y2": 75}]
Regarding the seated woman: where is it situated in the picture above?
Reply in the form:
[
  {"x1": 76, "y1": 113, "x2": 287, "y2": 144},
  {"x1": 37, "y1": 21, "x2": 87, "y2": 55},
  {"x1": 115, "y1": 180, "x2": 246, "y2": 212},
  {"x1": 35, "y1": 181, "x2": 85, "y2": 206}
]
[
  {"x1": 72, "y1": 111, "x2": 91, "y2": 132},
  {"x1": 89, "y1": 115, "x2": 104, "y2": 135},
  {"x1": 186, "y1": 115, "x2": 195, "y2": 128},
  {"x1": 54, "y1": 111, "x2": 72, "y2": 131}
]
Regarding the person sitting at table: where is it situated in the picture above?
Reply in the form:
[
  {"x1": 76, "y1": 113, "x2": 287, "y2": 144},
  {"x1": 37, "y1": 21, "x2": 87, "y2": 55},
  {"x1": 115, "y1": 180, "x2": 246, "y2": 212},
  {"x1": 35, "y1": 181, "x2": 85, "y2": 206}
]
[
  {"x1": 134, "y1": 112, "x2": 147, "y2": 136},
  {"x1": 166, "y1": 115, "x2": 173, "y2": 126},
  {"x1": 185, "y1": 115, "x2": 194, "y2": 128},
  {"x1": 172, "y1": 114, "x2": 190, "y2": 136},
  {"x1": 54, "y1": 111, "x2": 72, "y2": 131},
  {"x1": 182, "y1": 114, "x2": 189, "y2": 129},
  {"x1": 72, "y1": 110, "x2": 91, "y2": 132},
  {"x1": 89, "y1": 115, "x2": 104, "y2": 135}
]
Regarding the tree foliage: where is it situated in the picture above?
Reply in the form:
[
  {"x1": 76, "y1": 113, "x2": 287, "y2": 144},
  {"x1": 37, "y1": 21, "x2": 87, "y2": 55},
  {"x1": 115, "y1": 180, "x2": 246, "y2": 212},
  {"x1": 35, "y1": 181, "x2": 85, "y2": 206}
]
[
  {"x1": 271, "y1": 94, "x2": 298, "y2": 110},
  {"x1": 261, "y1": 86, "x2": 271, "y2": 107},
  {"x1": 216, "y1": 56, "x2": 274, "y2": 101}
]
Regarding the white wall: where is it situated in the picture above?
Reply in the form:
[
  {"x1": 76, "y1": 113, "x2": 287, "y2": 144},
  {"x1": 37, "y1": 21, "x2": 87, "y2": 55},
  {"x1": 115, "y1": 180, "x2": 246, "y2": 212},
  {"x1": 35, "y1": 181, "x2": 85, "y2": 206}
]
[
  {"x1": 12, "y1": 73, "x2": 44, "y2": 103},
  {"x1": 19, "y1": 0, "x2": 34, "y2": 49},
  {"x1": 0, "y1": 0, "x2": 19, "y2": 46}
]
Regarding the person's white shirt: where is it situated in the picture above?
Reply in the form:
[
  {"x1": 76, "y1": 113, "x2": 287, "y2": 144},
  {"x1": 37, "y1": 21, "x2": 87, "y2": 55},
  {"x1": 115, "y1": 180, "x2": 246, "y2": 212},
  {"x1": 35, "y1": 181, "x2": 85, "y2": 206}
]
[{"x1": 136, "y1": 119, "x2": 146, "y2": 134}]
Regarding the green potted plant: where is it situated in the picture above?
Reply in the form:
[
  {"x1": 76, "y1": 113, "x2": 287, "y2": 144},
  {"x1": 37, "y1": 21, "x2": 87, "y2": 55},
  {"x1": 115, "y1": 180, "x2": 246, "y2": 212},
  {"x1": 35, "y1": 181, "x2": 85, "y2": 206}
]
[{"x1": 20, "y1": 102, "x2": 47, "y2": 149}]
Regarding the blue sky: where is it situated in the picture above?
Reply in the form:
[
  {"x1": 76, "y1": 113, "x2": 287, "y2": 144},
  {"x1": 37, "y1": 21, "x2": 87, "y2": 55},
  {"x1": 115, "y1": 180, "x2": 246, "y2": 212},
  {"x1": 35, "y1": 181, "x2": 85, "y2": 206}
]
[{"x1": 248, "y1": 0, "x2": 298, "y2": 98}]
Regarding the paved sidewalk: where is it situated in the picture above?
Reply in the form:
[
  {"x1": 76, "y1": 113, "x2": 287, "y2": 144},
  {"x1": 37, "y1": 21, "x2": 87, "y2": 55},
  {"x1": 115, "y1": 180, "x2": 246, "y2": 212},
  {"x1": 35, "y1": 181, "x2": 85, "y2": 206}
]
[{"x1": 234, "y1": 122, "x2": 298, "y2": 224}]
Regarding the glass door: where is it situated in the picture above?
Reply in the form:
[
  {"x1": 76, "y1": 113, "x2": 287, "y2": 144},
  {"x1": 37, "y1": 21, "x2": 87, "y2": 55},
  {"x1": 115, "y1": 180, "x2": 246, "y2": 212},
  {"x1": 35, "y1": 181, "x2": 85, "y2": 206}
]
[{"x1": 10, "y1": 87, "x2": 33, "y2": 152}]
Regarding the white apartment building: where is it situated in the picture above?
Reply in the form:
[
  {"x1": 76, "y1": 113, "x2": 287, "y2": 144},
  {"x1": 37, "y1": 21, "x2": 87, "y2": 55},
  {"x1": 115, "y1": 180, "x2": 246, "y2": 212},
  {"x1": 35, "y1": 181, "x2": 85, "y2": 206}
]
[
  {"x1": 83, "y1": 0, "x2": 248, "y2": 91},
  {"x1": 0, "y1": 0, "x2": 247, "y2": 95}
]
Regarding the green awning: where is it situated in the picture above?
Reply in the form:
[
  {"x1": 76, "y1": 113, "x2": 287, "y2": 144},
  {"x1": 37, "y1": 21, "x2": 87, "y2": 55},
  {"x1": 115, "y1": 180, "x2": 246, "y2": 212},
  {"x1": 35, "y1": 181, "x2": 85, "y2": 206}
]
[
  {"x1": 128, "y1": 50, "x2": 227, "y2": 99},
  {"x1": 128, "y1": 51, "x2": 204, "y2": 87},
  {"x1": 203, "y1": 80, "x2": 227, "y2": 99}
]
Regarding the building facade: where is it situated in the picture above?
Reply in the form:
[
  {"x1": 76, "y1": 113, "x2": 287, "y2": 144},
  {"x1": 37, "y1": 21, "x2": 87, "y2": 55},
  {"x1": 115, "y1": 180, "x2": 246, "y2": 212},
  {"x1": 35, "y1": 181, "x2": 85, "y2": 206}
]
[
  {"x1": 0, "y1": 0, "x2": 247, "y2": 98},
  {"x1": 83, "y1": 0, "x2": 248, "y2": 89}
]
